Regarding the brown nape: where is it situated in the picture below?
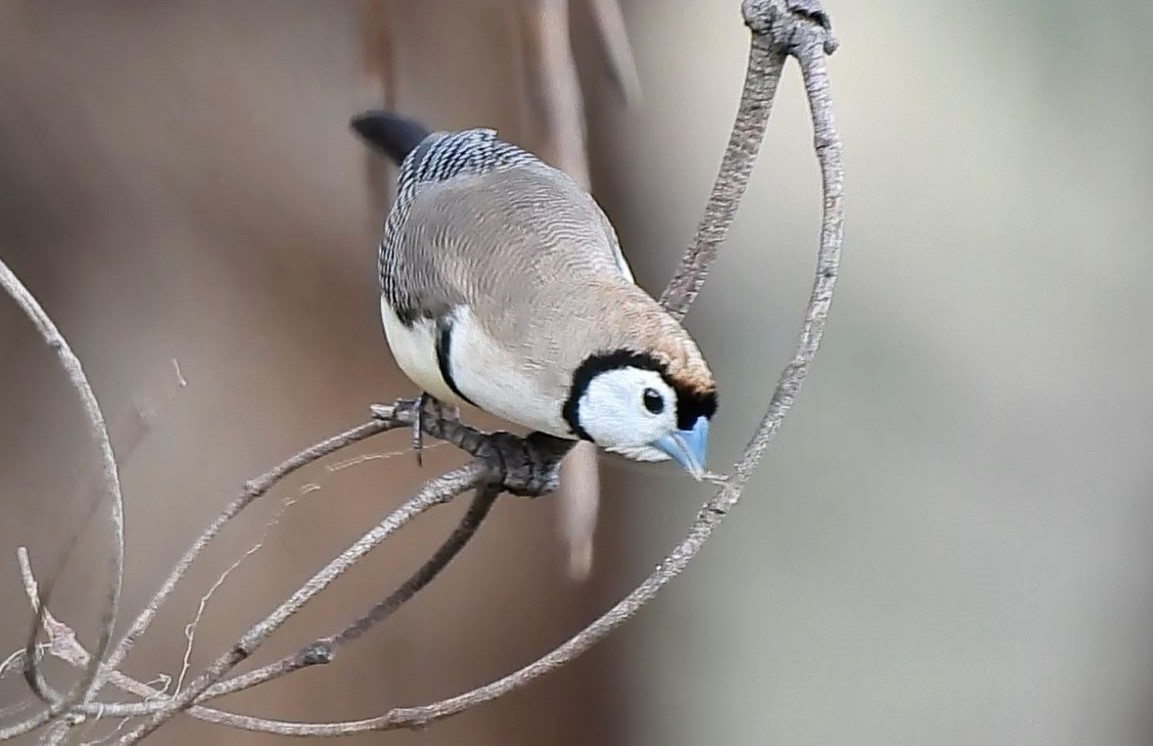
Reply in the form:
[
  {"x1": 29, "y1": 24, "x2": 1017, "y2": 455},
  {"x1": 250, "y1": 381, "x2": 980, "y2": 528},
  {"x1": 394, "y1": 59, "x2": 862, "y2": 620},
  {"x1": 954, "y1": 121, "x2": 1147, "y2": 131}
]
[
  {"x1": 569, "y1": 280, "x2": 717, "y2": 419},
  {"x1": 637, "y1": 310, "x2": 716, "y2": 398},
  {"x1": 631, "y1": 306, "x2": 718, "y2": 429},
  {"x1": 651, "y1": 340, "x2": 716, "y2": 398}
]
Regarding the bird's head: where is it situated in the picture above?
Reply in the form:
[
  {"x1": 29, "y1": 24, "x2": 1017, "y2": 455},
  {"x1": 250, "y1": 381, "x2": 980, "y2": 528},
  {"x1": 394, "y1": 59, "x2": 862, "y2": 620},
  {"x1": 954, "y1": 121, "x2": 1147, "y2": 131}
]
[{"x1": 562, "y1": 348, "x2": 717, "y2": 479}]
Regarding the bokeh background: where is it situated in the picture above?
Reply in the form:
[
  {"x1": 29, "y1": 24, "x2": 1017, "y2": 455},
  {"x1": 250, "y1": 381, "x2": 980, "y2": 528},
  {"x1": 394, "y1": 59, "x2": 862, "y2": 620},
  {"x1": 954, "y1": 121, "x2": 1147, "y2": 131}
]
[{"x1": 2, "y1": 1, "x2": 1152, "y2": 744}]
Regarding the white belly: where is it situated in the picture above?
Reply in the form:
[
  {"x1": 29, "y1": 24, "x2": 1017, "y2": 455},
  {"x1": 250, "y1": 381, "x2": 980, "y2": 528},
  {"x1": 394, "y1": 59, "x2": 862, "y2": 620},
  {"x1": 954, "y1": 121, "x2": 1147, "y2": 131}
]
[{"x1": 379, "y1": 297, "x2": 572, "y2": 438}]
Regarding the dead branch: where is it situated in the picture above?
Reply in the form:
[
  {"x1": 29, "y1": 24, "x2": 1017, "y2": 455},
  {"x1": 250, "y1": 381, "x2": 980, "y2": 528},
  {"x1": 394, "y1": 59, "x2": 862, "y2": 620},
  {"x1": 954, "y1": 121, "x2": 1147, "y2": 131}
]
[
  {"x1": 1, "y1": 0, "x2": 842, "y2": 741},
  {"x1": 661, "y1": 0, "x2": 837, "y2": 319},
  {"x1": 2, "y1": 483, "x2": 501, "y2": 732},
  {"x1": 0, "y1": 261, "x2": 125, "y2": 740},
  {"x1": 100, "y1": 418, "x2": 400, "y2": 676}
]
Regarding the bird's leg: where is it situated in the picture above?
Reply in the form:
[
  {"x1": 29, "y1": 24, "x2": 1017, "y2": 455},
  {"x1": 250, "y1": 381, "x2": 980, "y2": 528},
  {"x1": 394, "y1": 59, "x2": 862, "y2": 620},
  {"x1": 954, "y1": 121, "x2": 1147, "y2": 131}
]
[
  {"x1": 429, "y1": 398, "x2": 460, "y2": 424},
  {"x1": 410, "y1": 393, "x2": 460, "y2": 466},
  {"x1": 411, "y1": 395, "x2": 424, "y2": 466},
  {"x1": 416, "y1": 423, "x2": 574, "y2": 496},
  {"x1": 411, "y1": 392, "x2": 432, "y2": 465}
]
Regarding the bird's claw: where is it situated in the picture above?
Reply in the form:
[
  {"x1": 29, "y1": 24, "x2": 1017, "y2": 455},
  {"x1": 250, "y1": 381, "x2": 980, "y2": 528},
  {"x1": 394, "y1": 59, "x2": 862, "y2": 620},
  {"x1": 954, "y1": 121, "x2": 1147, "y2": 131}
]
[
  {"x1": 372, "y1": 397, "x2": 574, "y2": 497},
  {"x1": 401, "y1": 394, "x2": 461, "y2": 467},
  {"x1": 473, "y1": 431, "x2": 574, "y2": 497}
]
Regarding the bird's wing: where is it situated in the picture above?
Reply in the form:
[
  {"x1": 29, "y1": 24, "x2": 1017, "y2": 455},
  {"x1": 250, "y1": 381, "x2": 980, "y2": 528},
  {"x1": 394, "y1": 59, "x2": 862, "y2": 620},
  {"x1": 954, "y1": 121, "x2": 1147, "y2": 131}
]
[
  {"x1": 386, "y1": 164, "x2": 631, "y2": 331},
  {"x1": 597, "y1": 205, "x2": 636, "y2": 284},
  {"x1": 381, "y1": 127, "x2": 632, "y2": 321},
  {"x1": 380, "y1": 128, "x2": 529, "y2": 325}
]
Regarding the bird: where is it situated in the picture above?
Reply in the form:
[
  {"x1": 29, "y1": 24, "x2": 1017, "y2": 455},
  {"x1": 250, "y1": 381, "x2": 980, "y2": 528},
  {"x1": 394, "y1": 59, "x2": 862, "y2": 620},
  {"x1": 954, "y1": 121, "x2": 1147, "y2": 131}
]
[{"x1": 351, "y1": 111, "x2": 717, "y2": 479}]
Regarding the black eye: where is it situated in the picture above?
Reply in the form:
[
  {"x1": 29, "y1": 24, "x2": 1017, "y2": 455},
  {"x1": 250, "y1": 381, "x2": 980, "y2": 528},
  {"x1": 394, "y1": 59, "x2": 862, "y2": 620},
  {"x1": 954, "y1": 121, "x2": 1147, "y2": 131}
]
[{"x1": 642, "y1": 387, "x2": 664, "y2": 414}]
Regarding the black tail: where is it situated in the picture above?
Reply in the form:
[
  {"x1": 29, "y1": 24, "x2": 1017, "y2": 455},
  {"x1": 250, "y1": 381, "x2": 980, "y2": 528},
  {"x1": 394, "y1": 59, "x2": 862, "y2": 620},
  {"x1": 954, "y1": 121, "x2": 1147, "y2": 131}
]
[{"x1": 350, "y1": 111, "x2": 431, "y2": 166}]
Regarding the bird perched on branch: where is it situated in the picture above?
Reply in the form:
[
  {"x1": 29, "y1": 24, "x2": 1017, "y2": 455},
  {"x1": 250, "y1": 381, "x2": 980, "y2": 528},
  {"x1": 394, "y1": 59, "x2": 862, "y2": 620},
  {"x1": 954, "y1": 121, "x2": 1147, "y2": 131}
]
[{"x1": 352, "y1": 111, "x2": 716, "y2": 478}]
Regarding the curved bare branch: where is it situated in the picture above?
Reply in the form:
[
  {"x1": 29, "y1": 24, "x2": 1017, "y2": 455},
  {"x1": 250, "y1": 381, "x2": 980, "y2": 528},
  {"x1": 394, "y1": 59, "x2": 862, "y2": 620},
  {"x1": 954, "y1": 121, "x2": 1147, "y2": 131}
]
[
  {"x1": 109, "y1": 0, "x2": 842, "y2": 737},
  {"x1": 660, "y1": 0, "x2": 837, "y2": 320},
  {"x1": 2, "y1": 0, "x2": 842, "y2": 739},
  {"x1": 0, "y1": 260, "x2": 125, "y2": 739}
]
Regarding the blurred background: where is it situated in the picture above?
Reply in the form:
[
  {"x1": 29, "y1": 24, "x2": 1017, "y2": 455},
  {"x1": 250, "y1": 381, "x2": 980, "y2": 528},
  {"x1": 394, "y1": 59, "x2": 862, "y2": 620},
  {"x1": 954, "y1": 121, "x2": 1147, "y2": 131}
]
[{"x1": 2, "y1": 0, "x2": 1152, "y2": 744}]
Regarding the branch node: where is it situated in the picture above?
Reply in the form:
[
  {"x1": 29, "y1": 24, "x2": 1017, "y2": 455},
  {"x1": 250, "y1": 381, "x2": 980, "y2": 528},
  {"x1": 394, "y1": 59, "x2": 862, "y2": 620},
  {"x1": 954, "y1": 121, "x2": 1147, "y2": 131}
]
[
  {"x1": 299, "y1": 642, "x2": 335, "y2": 666},
  {"x1": 230, "y1": 643, "x2": 252, "y2": 662},
  {"x1": 704, "y1": 504, "x2": 729, "y2": 518},
  {"x1": 369, "y1": 402, "x2": 398, "y2": 421},
  {"x1": 742, "y1": 0, "x2": 838, "y2": 55}
]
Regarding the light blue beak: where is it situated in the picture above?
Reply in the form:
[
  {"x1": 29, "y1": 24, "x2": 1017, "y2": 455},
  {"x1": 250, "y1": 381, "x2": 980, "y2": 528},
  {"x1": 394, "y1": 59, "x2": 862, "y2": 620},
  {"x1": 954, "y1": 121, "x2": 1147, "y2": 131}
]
[{"x1": 651, "y1": 417, "x2": 710, "y2": 480}]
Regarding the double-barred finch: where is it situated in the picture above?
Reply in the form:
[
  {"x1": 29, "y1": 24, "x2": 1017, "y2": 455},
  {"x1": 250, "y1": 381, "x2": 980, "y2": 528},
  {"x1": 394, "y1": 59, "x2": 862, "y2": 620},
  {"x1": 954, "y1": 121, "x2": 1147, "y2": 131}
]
[{"x1": 352, "y1": 111, "x2": 717, "y2": 477}]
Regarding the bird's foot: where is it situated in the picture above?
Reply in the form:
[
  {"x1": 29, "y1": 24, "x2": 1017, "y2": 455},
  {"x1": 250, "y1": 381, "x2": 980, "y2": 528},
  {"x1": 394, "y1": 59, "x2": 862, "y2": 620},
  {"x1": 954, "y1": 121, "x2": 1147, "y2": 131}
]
[
  {"x1": 411, "y1": 416, "x2": 573, "y2": 496},
  {"x1": 470, "y1": 431, "x2": 575, "y2": 497},
  {"x1": 369, "y1": 397, "x2": 574, "y2": 497}
]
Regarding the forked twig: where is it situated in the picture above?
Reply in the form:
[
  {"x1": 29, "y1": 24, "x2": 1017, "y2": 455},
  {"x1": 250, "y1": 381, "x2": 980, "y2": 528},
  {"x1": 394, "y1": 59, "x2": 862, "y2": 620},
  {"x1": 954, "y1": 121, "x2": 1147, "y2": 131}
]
[
  {"x1": 661, "y1": 0, "x2": 837, "y2": 319},
  {"x1": 199, "y1": 483, "x2": 502, "y2": 698},
  {"x1": 5, "y1": 485, "x2": 500, "y2": 730},
  {"x1": 114, "y1": 460, "x2": 492, "y2": 742}
]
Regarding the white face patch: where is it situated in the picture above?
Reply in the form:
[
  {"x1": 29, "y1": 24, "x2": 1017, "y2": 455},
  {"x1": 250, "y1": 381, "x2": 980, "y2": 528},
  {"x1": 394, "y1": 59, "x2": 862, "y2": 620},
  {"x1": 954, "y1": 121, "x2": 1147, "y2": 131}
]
[{"x1": 577, "y1": 367, "x2": 678, "y2": 460}]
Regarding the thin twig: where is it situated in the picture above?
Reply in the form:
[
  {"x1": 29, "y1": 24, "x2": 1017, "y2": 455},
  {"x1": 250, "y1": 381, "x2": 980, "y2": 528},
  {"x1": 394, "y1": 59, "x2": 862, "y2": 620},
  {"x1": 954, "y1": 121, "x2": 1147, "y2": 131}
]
[
  {"x1": 10, "y1": 549, "x2": 275, "y2": 729},
  {"x1": 659, "y1": 6, "x2": 784, "y2": 319},
  {"x1": 1, "y1": 364, "x2": 185, "y2": 742},
  {"x1": 0, "y1": 551, "x2": 99, "y2": 741},
  {"x1": 6, "y1": 404, "x2": 557, "y2": 736},
  {"x1": 114, "y1": 461, "x2": 490, "y2": 743},
  {"x1": 197, "y1": 483, "x2": 501, "y2": 700},
  {"x1": 9, "y1": 485, "x2": 501, "y2": 735},
  {"x1": 175, "y1": 489, "x2": 305, "y2": 693},
  {"x1": 101, "y1": 416, "x2": 402, "y2": 679},
  {"x1": 0, "y1": 418, "x2": 401, "y2": 738},
  {"x1": 0, "y1": 260, "x2": 125, "y2": 738}
]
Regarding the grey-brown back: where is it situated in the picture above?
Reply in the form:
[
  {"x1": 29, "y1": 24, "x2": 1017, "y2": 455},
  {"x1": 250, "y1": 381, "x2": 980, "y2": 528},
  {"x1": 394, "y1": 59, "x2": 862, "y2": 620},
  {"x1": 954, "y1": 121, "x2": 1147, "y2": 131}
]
[{"x1": 382, "y1": 141, "x2": 643, "y2": 379}]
